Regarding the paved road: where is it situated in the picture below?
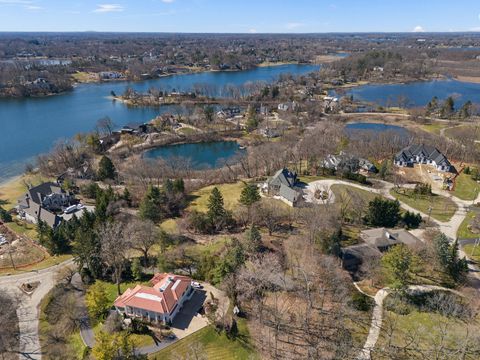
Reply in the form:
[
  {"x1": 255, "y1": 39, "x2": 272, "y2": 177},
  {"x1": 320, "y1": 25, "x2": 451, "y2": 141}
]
[{"x1": 0, "y1": 258, "x2": 74, "y2": 360}]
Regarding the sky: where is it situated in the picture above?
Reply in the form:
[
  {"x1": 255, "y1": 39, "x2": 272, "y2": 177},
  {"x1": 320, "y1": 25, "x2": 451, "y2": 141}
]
[{"x1": 1, "y1": 0, "x2": 480, "y2": 33}]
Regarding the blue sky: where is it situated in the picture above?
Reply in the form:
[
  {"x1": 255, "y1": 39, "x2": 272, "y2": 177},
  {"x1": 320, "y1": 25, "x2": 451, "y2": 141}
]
[{"x1": 1, "y1": 0, "x2": 480, "y2": 33}]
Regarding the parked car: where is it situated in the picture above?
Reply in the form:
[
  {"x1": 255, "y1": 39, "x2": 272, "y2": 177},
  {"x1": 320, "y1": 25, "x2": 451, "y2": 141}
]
[{"x1": 191, "y1": 281, "x2": 203, "y2": 289}]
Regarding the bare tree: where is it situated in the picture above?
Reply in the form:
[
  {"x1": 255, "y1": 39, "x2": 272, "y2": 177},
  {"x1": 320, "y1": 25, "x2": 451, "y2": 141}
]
[
  {"x1": 126, "y1": 219, "x2": 160, "y2": 266},
  {"x1": 97, "y1": 221, "x2": 132, "y2": 295}
]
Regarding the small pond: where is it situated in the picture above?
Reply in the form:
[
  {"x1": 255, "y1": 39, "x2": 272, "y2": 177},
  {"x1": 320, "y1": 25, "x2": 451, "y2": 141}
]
[
  {"x1": 143, "y1": 141, "x2": 246, "y2": 169},
  {"x1": 345, "y1": 122, "x2": 409, "y2": 137}
]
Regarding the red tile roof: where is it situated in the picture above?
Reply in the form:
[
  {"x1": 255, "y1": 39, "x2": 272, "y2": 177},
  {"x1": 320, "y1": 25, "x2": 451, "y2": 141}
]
[{"x1": 114, "y1": 273, "x2": 192, "y2": 315}]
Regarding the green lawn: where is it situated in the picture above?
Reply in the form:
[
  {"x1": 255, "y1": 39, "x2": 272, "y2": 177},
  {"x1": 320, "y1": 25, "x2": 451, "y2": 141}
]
[
  {"x1": 330, "y1": 184, "x2": 379, "y2": 203},
  {"x1": 187, "y1": 182, "x2": 244, "y2": 212},
  {"x1": 390, "y1": 188, "x2": 457, "y2": 222},
  {"x1": 5, "y1": 220, "x2": 38, "y2": 239},
  {"x1": 453, "y1": 173, "x2": 480, "y2": 201},
  {"x1": 457, "y1": 211, "x2": 479, "y2": 239},
  {"x1": 420, "y1": 123, "x2": 447, "y2": 135},
  {"x1": 149, "y1": 319, "x2": 256, "y2": 360},
  {"x1": 0, "y1": 173, "x2": 52, "y2": 211},
  {"x1": 463, "y1": 244, "x2": 480, "y2": 263}
]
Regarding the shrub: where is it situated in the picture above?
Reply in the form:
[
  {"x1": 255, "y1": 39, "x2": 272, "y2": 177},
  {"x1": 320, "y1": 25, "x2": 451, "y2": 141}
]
[{"x1": 349, "y1": 292, "x2": 374, "y2": 312}]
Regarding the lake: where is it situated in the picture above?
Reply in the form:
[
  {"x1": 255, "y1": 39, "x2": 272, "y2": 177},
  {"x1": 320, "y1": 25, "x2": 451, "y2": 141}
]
[
  {"x1": 144, "y1": 141, "x2": 245, "y2": 169},
  {"x1": 0, "y1": 64, "x2": 319, "y2": 182},
  {"x1": 339, "y1": 79, "x2": 480, "y2": 108}
]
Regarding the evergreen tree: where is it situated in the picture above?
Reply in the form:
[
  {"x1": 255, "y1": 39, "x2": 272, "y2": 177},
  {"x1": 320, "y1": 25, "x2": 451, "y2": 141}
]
[
  {"x1": 122, "y1": 187, "x2": 132, "y2": 206},
  {"x1": 379, "y1": 161, "x2": 388, "y2": 180},
  {"x1": 97, "y1": 155, "x2": 116, "y2": 181},
  {"x1": 322, "y1": 228, "x2": 342, "y2": 256},
  {"x1": 245, "y1": 225, "x2": 262, "y2": 254},
  {"x1": 139, "y1": 185, "x2": 164, "y2": 222},
  {"x1": 366, "y1": 197, "x2": 401, "y2": 227},
  {"x1": 173, "y1": 178, "x2": 185, "y2": 193},
  {"x1": 239, "y1": 183, "x2": 261, "y2": 207},
  {"x1": 207, "y1": 187, "x2": 226, "y2": 223},
  {"x1": 131, "y1": 258, "x2": 143, "y2": 281}
]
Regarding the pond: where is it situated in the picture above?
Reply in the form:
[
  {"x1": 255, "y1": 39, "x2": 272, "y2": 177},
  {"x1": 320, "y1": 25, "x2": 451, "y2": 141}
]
[
  {"x1": 143, "y1": 141, "x2": 246, "y2": 170},
  {"x1": 337, "y1": 79, "x2": 480, "y2": 108},
  {"x1": 345, "y1": 122, "x2": 409, "y2": 137}
]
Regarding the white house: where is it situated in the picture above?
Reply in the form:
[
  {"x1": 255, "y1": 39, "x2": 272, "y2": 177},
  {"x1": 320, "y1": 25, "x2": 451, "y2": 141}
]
[{"x1": 114, "y1": 273, "x2": 195, "y2": 324}]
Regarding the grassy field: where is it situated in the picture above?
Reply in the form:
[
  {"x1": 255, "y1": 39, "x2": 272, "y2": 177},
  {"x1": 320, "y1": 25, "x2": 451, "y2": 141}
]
[
  {"x1": 390, "y1": 188, "x2": 457, "y2": 222},
  {"x1": 187, "y1": 182, "x2": 244, "y2": 212},
  {"x1": 0, "y1": 173, "x2": 51, "y2": 210},
  {"x1": 453, "y1": 173, "x2": 480, "y2": 201},
  {"x1": 330, "y1": 184, "x2": 379, "y2": 203},
  {"x1": 457, "y1": 211, "x2": 479, "y2": 239},
  {"x1": 376, "y1": 307, "x2": 480, "y2": 359},
  {"x1": 149, "y1": 319, "x2": 256, "y2": 360},
  {"x1": 420, "y1": 123, "x2": 447, "y2": 135},
  {"x1": 463, "y1": 244, "x2": 480, "y2": 263}
]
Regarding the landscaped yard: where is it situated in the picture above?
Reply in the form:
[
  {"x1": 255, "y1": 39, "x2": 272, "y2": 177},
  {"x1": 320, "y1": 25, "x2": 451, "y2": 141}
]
[
  {"x1": 420, "y1": 123, "x2": 447, "y2": 135},
  {"x1": 390, "y1": 188, "x2": 457, "y2": 222},
  {"x1": 457, "y1": 211, "x2": 479, "y2": 239},
  {"x1": 462, "y1": 244, "x2": 480, "y2": 263},
  {"x1": 149, "y1": 319, "x2": 256, "y2": 360},
  {"x1": 187, "y1": 182, "x2": 244, "y2": 212},
  {"x1": 453, "y1": 173, "x2": 480, "y2": 201},
  {"x1": 0, "y1": 173, "x2": 51, "y2": 210}
]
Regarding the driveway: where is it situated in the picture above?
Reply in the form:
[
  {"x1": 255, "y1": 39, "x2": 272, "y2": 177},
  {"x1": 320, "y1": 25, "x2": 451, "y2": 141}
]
[{"x1": 0, "y1": 258, "x2": 74, "y2": 360}]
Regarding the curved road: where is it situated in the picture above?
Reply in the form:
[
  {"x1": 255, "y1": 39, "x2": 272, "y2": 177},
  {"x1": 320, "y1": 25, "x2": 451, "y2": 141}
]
[{"x1": 0, "y1": 258, "x2": 75, "y2": 359}]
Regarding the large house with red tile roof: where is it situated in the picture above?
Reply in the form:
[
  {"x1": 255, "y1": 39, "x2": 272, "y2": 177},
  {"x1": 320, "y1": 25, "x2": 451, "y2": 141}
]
[{"x1": 114, "y1": 273, "x2": 195, "y2": 324}]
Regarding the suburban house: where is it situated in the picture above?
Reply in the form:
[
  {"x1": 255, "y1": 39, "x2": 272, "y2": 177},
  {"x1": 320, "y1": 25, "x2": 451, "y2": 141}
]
[
  {"x1": 323, "y1": 152, "x2": 377, "y2": 174},
  {"x1": 342, "y1": 228, "x2": 423, "y2": 271},
  {"x1": 360, "y1": 228, "x2": 424, "y2": 252},
  {"x1": 263, "y1": 168, "x2": 301, "y2": 206},
  {"x1": 394, "y1": 144, "x2": 452, "y2": 172},
  {"x1": 17, "y1": 182, "x2": 74, "y2": 228},
  {"x1": 114, "y1": 273, "x2": 195, "y2": 324}
]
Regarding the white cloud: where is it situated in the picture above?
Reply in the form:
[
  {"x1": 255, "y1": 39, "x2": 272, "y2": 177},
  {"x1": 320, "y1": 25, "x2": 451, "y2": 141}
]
[
  {"x1": 161, "y1": 0, "x2": 175, "y2": 2},
  {"x1": 94, "y1": 4, "x2": 124, "y2": 13},
  {"x1": 470, "y1": 27, "x2": 480, "y2": 31},
  {"x1": 412, "y1": 25, "x2": 425, "y2": 33},
  {"x1": 286, "y1": 22, "x2": 304, "y2": 30},
  {"x1": 25, "y1": 4, "x2": 41, "y2": 10},
  {"x1": 248, "y1": 28, "x2": 257, "y2": 33},
  {"x1": 0, "y1": 0, "x2": 32, "y2": 3}
]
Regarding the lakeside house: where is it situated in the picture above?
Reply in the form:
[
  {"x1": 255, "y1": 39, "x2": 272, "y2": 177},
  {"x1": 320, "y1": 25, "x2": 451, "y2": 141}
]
[
  {"x1": 16, "y1": 181, "x2": 89, "y2": 228},
  {"x1": 263, "y1": 168, "x2": 301, "y2": 207},
  {"x1": 114, "y1": 273, "x2": 195, "y2": 324},
  {"x1": 394, "y1": 144, "x2": 452, "y2": 172}
]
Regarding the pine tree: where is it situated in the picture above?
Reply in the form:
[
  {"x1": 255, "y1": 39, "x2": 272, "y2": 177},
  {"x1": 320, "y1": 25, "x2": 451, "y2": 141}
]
[
  {"x1": 173, "y1": 178, "x2": 185, "y2": 193},
  {"x1": 131, "y1": 258, "x2": 143, "y2": 281},
  {"x1": 239, "y1": 183, "x2": 261, "y2": 207},
  {"x1": 207, "y1": 187, "x2": 226, "y2": 223},
  {"x1": 97, "y1": 156, "x2": 116, "y2": 181},
  {"x1": 139, "y1": 185, "x2": 163, "y2": 222},
  {"x1": 245, "y1": 225, "x2": 262, "y2": 254}
]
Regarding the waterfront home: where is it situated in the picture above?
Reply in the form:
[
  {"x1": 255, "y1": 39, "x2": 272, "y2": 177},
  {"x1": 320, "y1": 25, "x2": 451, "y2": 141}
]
[
  {"x1": 114, "y1": 273, "x2": 195, "y2": 324},
  {"x1": 17, "y1": 182, "x2": 74, "y2": 228},
  {"x1": 394, "y1": 144, "x2": 452, "y2": 172},
  {"x1": 263, "y1": 168, "x2": 301, "y2": 207}
]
